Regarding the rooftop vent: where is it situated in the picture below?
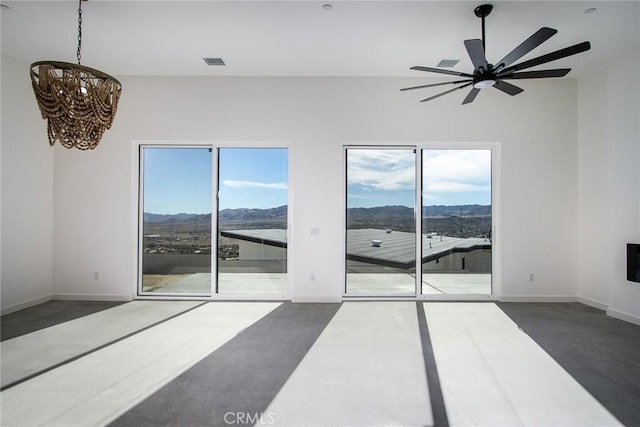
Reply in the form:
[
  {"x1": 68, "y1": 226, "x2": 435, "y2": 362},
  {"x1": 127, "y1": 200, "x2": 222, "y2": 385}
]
[
  {"x1": 436, "y1": 59, "x2": 460, "y2": 68},
  {"x1": 203, "y1": 58, "x2": 226, "y2": 66}
]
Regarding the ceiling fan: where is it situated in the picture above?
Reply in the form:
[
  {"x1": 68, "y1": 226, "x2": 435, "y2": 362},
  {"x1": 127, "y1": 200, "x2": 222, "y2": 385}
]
[{"x1": 401, "y1": 4, "x2": 591, "y2": 104}]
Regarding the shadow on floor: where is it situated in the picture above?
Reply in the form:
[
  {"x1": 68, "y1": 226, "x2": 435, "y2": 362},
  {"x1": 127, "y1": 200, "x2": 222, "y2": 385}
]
[
  {"x1": 498, "y1": 302, "x2": 640, "y2": 426},
  {"x1": 1, "y1": 300, "x2": 128, "y2": 341}
]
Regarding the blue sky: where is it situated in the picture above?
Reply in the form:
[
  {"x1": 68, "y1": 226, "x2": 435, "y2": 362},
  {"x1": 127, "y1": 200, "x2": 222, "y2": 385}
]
[
  {"x1": 143, "y1": 147, "x2": 287, "y2": 214},
  {"x1": 143, "y1": 147, "x2": 489, "y2": 214},
  {"x1": 143, "y1": 148, "x2": 213, "y2": 214},
  {"x1": 347, "y1": 149, "x2": 491, "y2": 208},
  {"x1": 218, "y1": 148, "x2": 288, "y2": 209}
]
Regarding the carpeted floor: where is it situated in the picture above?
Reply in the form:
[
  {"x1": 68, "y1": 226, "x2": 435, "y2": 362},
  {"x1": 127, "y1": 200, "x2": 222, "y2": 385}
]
[
  {"x1": 110, "y1": 303, "x2": 341, "y2": 426},
  {"x1": 1, "y1": 300, "x2": 126, "y2": 341},
  {"x1": 497, "y1": 302, "x2": 640, "y2": 426},
  {"x1": 416, "y1": 302, "x2": 449, "y2": 427},
  {"x1": 1, "y1": 300, "x2": 638, "y2": 426}
]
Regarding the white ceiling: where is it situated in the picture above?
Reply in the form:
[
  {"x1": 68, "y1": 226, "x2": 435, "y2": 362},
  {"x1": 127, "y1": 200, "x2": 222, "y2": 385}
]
[{"x1": 1, "y1": 1, "x2": 638, "y2": 78}]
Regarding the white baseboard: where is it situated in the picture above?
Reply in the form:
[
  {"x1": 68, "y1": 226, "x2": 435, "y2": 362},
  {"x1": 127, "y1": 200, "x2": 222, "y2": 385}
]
[
  {"x1": 606, "y1": 307, "x2": 640, "y2": 326},
  {"x1": 499, "y1": 295, "x2": 577, "y2": 303},
  {"x1": 577, "y1": 296, "x2": 608, "y2": 311},
  {"x1": 52, "y1": 293, "x2": 134, "y2": 302},
  {"x1": 291, "y1": 296, "x2": 342, "y2": 304},
  {"x1": 1, "y1": 294, "x2": 53, "y2": 316}
]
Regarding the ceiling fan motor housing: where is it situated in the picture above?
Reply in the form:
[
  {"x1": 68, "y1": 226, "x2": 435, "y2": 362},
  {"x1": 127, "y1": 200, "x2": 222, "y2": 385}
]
[{"x1": 474, "y1": 64, "x2": 496, "y2": 87}]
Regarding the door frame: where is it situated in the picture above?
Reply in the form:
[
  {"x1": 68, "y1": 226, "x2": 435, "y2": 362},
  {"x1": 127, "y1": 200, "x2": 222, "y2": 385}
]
[
  {"x1": 133, "y1": 140, "x2": 292, "y2": 301},
  {"x1": 343, "y1": 145, "x2": 419, "y2": 298},
  {"x1": 417, "y1": 142, "x2": 500, "y2": 301},
  {"x1": 342, "y1": 142, "x2": 500, "y2": 301}
]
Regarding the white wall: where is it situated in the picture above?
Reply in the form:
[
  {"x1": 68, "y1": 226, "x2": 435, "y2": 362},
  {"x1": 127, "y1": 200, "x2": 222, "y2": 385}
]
[
  {"x1": 577, "y1": 52, "x2": 640, "y2": 324},
  {"x1": 3, "y1": 56, "x2": 635, "y2": 320},
  {"x1": 605, "y1": 54, "x2": 640, "y2": 324},
  {"x1": 577, "y1": 69, "x2": 609, "y2": 308},
  {"x1": 1, "y1": 55, "x2": 54, "y2": 314},
  {"x1": 47, "y1": 75, "x2": 580, "y2": 303}
]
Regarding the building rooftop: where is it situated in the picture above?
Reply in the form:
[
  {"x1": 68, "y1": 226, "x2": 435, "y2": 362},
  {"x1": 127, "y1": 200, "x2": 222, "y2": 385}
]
[
  {"x1": 347, "y1": 229, "x2": 490, "y2": 269},
  {"x1": 220, "y1": 229, "x2": 287, "y2": 248},
  {"x1": 222, "y1": 228, "x2": 490, "y2": 269}
]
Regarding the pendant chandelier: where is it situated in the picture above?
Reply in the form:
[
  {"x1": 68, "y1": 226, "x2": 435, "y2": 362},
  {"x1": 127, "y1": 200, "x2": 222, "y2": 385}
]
[{"x1": 30, "y1": 0, "x2": 122, "y2": 150}]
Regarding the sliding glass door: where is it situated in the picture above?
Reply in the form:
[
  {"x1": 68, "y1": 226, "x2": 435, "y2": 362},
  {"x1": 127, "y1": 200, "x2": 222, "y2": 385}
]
[
  {"x1": 138, "y1": 145, "x2": 288, "y2": 298},
  {"x1": 421, "y1": 149, "x2": 492, "y2": 296},
  {"x1": 345, "y1": 146, "x2": 494, "y2": 298},
  {"x1": 345, "y1": 148, "x2": 417, "y2": 295},
  {"x1": 139, "y1": 147, "x2": 213, "y2": 295},
  {"x1": 216, "y1": 148, "x2": 288, "y2": 295}
]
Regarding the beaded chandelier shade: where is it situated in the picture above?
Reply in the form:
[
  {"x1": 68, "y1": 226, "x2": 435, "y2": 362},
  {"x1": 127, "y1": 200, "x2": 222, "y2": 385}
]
[{"x1": 30, "y1": 0, "x2": 122, "y2": 150}]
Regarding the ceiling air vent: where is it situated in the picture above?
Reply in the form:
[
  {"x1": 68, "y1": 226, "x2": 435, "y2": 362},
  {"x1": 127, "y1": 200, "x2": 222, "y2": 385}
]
[
  {"x1": 203, "y1": 57, "x2": 226, "y2": 66},
  {"x1": 436, "y1": 59, "x2": 460, "y2": 68}
]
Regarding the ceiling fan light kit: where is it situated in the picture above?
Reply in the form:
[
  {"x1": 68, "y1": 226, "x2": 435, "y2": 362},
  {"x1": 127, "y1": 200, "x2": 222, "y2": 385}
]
[
  {"x1": 474, "y1": 79, "x2": 496, "y2": 89},
  {"x1": 402, "y1": 3, "x2": 591, "y2": 105},
  {"x1": 30, "y1": 0, "x2": 122, "y2": 150}
]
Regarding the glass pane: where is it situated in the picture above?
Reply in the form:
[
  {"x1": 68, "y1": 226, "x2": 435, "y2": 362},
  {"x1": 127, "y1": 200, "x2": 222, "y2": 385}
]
[
  {"x1": 421, "y1": 149, "x2": 492, "y2": 295},
  {"x1": 217, "y1": 148, "x2": 288, "y2": 294},
  {"x1": 346, "y1": 149, "x2": 416, "y2": 295},
  {"x1": 140, "y1": 147, "x2": 212, "y2": 294}
]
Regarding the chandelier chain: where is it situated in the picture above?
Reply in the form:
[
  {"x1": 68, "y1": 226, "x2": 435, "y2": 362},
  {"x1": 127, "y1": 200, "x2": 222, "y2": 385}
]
[{"x1": 77, "y1": 0, "x2": 82, "y2": 64}]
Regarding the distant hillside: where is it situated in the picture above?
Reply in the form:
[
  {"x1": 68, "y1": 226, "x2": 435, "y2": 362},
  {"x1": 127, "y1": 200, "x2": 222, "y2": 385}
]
[
  {"x1": 218, "y1": 205, "x2": 287, "y2": 222},
  {"x1": 143, "y1": 204, "x2": 490, "y2": 236},
  {"x1": 422, "y1": 204, "x2": 491, "y2": 217},
  {"x1": 144, "y1": 205, "x2": 288, "y2": 231},
  {"x1": 144, "y1": 212, "x2": 210, "y2": 223},
  {"x1": 346, "y1": 204, "x2": 491, "y2": 218},
  {"x1": 346, "y1": 204, "x2": 491, "y2": 236},
  {"x1": 347, "y1": 205, "x2": 413, "y2": 218}
]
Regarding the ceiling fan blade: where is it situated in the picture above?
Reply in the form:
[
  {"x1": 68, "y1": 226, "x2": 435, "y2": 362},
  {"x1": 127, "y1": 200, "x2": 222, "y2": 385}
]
[
  {"x1": 500, "y1": 69, "x2": 571, "y2": 79},
  {"x1": 420, "y1": 82, "x2": 474, "y2": 103},
  {"x1": 400, "y1": 79, "x2": 472, "y2": 91},
  {"x1": 493, "y1": 79, "x2": 524, "y2": 96},
  {"x1": 464, "y1": 39, "x2": 488, "y2": 71},
  {"x1": 410, "y1": 66, "x2": 474, "y2": 78},
  {"x1": 500, "y1": 41, "x2": 591, "y2": 74},
  {"x1": 462, "y1": 87, "x2": 481, "y2": 104},
  {"x1": 494, "y1": 27, "x2": 558, "y2": 71}
]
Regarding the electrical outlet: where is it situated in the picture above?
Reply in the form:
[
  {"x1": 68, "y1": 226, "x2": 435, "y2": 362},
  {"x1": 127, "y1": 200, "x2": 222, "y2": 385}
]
[
  {"x1": 528, "y1": 273, "x2": 534, "y2": 282},
  {"x1": 310, "y1": 273, "x2": 316, "y2": 281},
  {"x1": 94, "y1": 272, "x2": 100, "y2": 280}
]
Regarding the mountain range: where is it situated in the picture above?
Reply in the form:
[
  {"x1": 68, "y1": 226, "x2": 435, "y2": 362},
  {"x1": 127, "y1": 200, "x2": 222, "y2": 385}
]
[
  {"x1": 144, "y1": 205, "x2": 288, "y2": 224},
  {"x1": 143, "y1": 204, "x2": 491, "y2": 237},
  {"x1": 144, "y1": 204, "x2": 490, "y2": 230},
  {"x1": 144, "y1": 204, "x2": 490, "y2": 223}
]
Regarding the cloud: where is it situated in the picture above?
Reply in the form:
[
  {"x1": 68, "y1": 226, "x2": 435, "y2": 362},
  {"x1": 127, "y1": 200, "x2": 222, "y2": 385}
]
[
  {"x1": 347, "y1": 149, "x2": 491, "y2": 206},
  {"x1": 426, "y1": 182, "x2": 490, "y2": 193},
  {"x1": 347, "y1": 150, "x2": 415, "y2": 191},
  {"x1": 223, "y1": 180, "x2": 288, "y2": 190},
  {"x1": 347, "y1": 194, "x2": 369, "y2": 200},
  {"x1": 423, "y1": 150, "x2": 491, "y2": 195}
]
